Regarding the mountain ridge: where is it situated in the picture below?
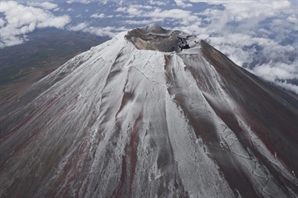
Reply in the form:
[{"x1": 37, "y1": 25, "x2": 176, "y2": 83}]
[{"x1": 0, "y1": 24, "x2": 297, "y2": 198}]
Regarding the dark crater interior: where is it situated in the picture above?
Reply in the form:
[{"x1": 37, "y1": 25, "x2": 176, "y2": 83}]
[{"x1": 125, "y1": 24, "x2": 188, "y2": 52}]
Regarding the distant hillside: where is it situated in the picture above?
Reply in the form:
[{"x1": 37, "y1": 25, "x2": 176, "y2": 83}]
[{"x1": 0, "y1": 29, "x2": 109, "y2": 108}]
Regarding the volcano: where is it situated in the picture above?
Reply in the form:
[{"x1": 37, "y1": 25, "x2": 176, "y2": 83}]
[{"x1": 0, "y1": 24, "x2": 298, "y2": 198}]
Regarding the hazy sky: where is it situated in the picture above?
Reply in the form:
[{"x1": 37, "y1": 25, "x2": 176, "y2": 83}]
[{"x1": 0, "y1": 0, "x2": 297, "y2": 93}]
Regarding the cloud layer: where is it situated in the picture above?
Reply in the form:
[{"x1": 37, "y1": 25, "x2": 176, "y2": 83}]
[{"x1": 0, "y1": 1, "x2": 70, "y2": 48}]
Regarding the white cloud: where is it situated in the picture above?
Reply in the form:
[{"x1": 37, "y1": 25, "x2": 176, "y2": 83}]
[
  {"x1": 79, "y1": 0, "x2": 91, "y2": 4},
  {"x1": 53, "y1": 7, "x2": 60, "y2": 12},
  {"x1": 130, "y1": 5, "x2": 153, "y2": 9},
  {"x1": 174, "y1": 0, "x2": 192, "y2": 8},
  {"x1": 0, "y1": 1, "x2": 70, "y2": 48},
  {"x1": 250, "y1": 61, "x2": 298, "y2": 94},
  {"x1": 115, "y1": 5, "x2": 149, "y2": 17},
  {"x1": 68, "y1": 22, "x2": 88, "y2": 31},
  {"x1": 90, "y1": 13, "x2": 105, "y2": 18},
  {"x1": 144, "y1": 8, "x2": 192, "y2": 19},
  {"x1": 287, "y1": 14, "x2": 298, "y2": 23},
  {"x1": 180, "y1": 15, "x2": 200, "y2": 25},
  {"x1": 101, "y1": 0, "x2": 109, "y2": 5},
  {"x1": 275, "y1": 81, "x2": 298, "y2": 94},
  {"x1": 149, "y1": 0, "x2": 167, "y2": 6},
  {"x1": 85, "y1": 26, "x2": 127, "y2": 37},
  {"x1": 115, "y1": 7, "x2": 126, "y2": 12},
  {"x1": 198, "y1": 0, "x2": 292, "y2": 33},
  {"x1": 27, "y1": 2, "x2": 58, "y2": 10},
  {"x1": 125, "y1": 20, "x2": 155, "y2": 25},
  {"x1": 252, "y1": 62, "x2": 298, "y2": 82},
  {"x1": 126, "y1": 6, "x2": 142, "y2": 16},
  {"x1": 116, "y1": 3, "x2": 196, "y2": 22}
]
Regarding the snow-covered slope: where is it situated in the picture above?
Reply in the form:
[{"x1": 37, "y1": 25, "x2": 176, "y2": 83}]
[{"x1": 0, "y1": 24, "x2": 298, "y2": 198}]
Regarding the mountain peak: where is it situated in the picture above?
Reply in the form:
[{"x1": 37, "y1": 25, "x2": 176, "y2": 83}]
[
  {"x1": 1, "y1": 25, "x2": 297, "y2": 198},
  {"x1": 125, "y1": 24, "x2": 199, "y2": 53}
]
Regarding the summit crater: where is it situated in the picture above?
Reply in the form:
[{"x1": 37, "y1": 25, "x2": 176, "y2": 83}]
[{"x1": 125, "y1": 24, "x2": 199, "y2": 52}]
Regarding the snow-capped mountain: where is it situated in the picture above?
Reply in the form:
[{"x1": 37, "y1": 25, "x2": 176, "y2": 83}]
[{"x1": 0, "y1": 24, "x2": 297, "y2": 198}]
